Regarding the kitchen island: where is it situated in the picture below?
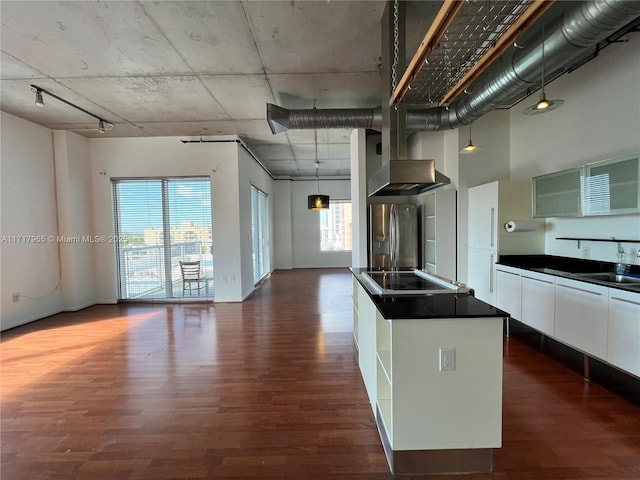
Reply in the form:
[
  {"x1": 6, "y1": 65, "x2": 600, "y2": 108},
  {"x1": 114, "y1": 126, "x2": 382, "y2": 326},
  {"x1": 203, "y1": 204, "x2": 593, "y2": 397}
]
[{"x1": 351, "y1": 268, "x2": 508, "y2": 475}]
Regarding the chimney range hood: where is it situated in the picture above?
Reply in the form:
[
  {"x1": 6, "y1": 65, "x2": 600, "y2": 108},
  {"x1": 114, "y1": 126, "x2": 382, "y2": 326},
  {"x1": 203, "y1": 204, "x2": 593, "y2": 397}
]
[
  {"x1": 368, "y1": 159, "x2": 450, "y2": 196},
  {"x1": 369, "y1": 1, "x2": 450, "y2": 198}
]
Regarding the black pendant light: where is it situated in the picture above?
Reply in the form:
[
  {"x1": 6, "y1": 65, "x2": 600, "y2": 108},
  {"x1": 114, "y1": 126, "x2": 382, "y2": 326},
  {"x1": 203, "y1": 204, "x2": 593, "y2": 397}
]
[{"x1": 307, "y1": 119, "x2": 329, "y2": 210}]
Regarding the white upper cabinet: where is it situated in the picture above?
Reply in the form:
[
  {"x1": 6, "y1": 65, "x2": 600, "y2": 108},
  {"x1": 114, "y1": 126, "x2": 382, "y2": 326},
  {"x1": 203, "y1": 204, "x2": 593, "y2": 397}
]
[
  {"x1": 533, "y1": 168, "x2": 583, "y2": 218},
  {"x1": 533, "y1": 152, "x2": 640, "y2": 218},
  {"x1": 584, "y1": 153, "x2": 640, "y2": 216}
]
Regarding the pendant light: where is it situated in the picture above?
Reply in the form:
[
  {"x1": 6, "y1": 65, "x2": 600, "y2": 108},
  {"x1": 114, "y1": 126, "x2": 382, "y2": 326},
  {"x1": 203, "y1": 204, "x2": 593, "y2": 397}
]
[
  {"x1": 459, "y1": 121, "x2": 478, "y2": 154},
  {"x1": 523, "y1": 24, "x2": 564, "y2": 115},
  {"x1": 307, "y1": 120, "x2": 329, "y2": 211}
]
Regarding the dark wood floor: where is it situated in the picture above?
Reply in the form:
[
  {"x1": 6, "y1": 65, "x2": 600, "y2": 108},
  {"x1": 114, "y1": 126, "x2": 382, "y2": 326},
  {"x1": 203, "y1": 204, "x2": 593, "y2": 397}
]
[{"x1": 2, "y1": 268, "x2": 639, "y2": 480}]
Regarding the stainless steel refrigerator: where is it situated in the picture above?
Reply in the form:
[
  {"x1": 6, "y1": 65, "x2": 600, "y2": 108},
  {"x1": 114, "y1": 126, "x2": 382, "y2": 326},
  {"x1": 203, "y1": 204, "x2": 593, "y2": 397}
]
[{"x1": 368, "y1": 203, "x2": 419, "y2": 269}]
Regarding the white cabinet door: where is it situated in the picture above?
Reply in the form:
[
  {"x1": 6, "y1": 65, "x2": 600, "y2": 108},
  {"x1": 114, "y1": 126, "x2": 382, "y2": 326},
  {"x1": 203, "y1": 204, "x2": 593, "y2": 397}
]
[
  {"x1": 495, "y1": 266, "x2": 521, "y2": 320},
  {"x1": 356, "y1": 282, "x2": 377, "y2": 414},
  {"x1": 555, "y1": 278, "x2": 608, "y2": 359},
  {"x1": 468, "y1": 182, "x2": 498, "y2": 250},
  {"x1": 532, "y1": 168, "x2": 583, "y2": 217},
  {"x1": 468, "y1": 247, "x2": 496, "y2": 305},
  {"x1": 607, "y1": 289, "x2": 640, "y2": 377},
  {"x1": 521, "y1": 271, "x2": 556, "y2": 336},
  {"x1": 584, "y1": 154, "x2": 640, "y2": 216}
]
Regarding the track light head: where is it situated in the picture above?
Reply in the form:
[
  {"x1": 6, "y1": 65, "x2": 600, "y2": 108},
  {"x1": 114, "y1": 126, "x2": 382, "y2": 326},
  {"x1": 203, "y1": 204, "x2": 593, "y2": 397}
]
[
  {"x1": 98, "y1": 120, "x2": 106, "y2": 133},
  {"x1": 34, "y1": 88, "x2": 44, "y2": 107}
]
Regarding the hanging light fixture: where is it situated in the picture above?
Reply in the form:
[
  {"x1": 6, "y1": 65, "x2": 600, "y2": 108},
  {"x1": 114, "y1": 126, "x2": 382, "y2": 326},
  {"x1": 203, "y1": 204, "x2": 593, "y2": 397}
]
[
  {"x1": 307, "y1": 166, "x2": 330, "y2": 210},
  {"x1": 460, "y1": 121, "x2": 479, "y2": 154},
  {"x1": 523, "y1": 24, "x2": 564, "y2": 115},
  {"x1": 307, "y1": 121, "x2": 330, "y2": 211}
]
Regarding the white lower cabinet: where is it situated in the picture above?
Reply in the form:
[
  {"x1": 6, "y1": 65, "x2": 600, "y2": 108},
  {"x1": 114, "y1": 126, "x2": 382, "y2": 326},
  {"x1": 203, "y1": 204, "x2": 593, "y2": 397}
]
[
  {"x1": 607, "y1": 289, "x2": 640, "y2": 377},
  {"x1": 376, "y1": 317, "x2": 503, "y2": 452},
  {"x1": 496, "y1": 265, "x2": 639, "y2": 378},
  {"x1": 495, "y1": 265, "x2": 522, "y2": 320},
  {"x1": 554, "y1": 278, "x2": 609, "y2": 360},
  {"x1": 354, "y1": 282, "x2": 378, "y2": 415},
  {"x1": 521, "y1": 271, "x2": 556, "y2": 336}
]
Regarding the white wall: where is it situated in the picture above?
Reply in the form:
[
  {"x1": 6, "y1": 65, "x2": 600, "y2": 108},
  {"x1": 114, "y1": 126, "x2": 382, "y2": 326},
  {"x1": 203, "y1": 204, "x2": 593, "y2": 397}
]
[
  {"x1": 291, "y1": 179, "x2": 352, "y2": 268},
  {"x1": 350, "y1": 129, "x2": 368, "y2": 268},
  {"x1": 273, "y1": 180, "x2": 293, "y2": 269},
  {"x1": 237, "y1": 145, "x2": 274, "y2": 299},
  {"x1": 510, "y1": 33, "x2": 640, "y2": 264},
  {"x1": 90, "y1": 136, "x2": 267, "y2": 303},
  {"x1": 53, "y1": 131, "x2": 96, "y2": 310},
  {"x1": 1, "y1": 112, "x2": 62, "y2": 330}
]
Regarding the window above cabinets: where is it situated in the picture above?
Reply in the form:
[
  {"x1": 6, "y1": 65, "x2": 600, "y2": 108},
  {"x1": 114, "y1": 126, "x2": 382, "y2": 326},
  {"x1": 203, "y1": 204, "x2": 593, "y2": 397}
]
[{"x1": 533, "y1": 153, "x2": 640, "y2": 218}]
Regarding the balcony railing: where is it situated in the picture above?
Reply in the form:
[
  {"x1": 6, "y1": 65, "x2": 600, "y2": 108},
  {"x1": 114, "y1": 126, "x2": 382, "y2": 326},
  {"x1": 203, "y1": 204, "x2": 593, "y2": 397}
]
[{"x1": 119, "y1": 242, "x2": 213, "y2": 299}]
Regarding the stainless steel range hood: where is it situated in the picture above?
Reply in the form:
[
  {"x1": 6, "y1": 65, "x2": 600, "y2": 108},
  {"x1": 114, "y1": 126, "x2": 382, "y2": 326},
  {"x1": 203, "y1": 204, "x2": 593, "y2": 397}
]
[
  {"x1": 369, "y1": 1, "x2": 451, "y2": 197},
  {"x1": 368, "y1": 159, "x2": 450, "y2": 196}
]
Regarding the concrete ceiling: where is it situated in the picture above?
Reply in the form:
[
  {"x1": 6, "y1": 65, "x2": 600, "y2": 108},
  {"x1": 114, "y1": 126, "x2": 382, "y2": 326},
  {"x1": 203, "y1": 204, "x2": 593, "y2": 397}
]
[{"x1": 0, "y1": 0, "x2": 390, "y2": 179}]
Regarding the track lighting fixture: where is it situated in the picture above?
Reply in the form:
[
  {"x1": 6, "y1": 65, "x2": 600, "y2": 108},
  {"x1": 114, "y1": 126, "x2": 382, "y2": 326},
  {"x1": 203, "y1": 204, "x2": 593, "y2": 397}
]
[
  {"x1": 29, "y1": 84, "x2": 114, "y2": 132},
  {"x1": 33, "y1": 88, "x2": 44, "y2": 107}
]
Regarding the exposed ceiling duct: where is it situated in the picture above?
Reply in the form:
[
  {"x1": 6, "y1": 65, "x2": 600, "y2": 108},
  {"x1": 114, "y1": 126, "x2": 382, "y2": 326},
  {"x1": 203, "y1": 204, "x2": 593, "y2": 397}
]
[
  {"x1": 267, "y1": 103, "x2": 381, "y2": 134},
  {"x1": 267, "y1": 0, "x2": 640, "y2": 133}
]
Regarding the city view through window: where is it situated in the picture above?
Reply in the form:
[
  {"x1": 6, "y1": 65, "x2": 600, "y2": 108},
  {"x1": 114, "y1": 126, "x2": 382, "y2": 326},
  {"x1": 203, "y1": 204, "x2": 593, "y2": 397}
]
[
  {"x1": 320, "y1": 200, "x2": 352, "y2": 252},
  {"x1": 113, "y1": 178, "x2": 212, "y2": 299}
]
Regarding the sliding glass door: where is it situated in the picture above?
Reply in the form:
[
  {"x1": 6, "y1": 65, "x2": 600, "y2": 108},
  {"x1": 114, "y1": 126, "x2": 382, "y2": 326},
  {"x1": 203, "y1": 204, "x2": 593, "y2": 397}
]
[
  {"x1": 251, "y1": 185, "x2": 270, "y2": 284},
  {"x1": 113, "y1": 177, "x2": 213, "y2": 300}
]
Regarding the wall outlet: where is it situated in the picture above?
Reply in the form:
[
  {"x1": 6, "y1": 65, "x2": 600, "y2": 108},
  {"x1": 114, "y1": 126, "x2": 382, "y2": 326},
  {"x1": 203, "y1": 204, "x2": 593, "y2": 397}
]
[
  {"x1": 12, "y1": 293, "x2": 20, "y2": 303},
  {"x1": 439, "y1": 347, "x2": 455, "y2": 372},
  {"x1": 582, "y1": 247, "x2": 591, "y2": 259}
]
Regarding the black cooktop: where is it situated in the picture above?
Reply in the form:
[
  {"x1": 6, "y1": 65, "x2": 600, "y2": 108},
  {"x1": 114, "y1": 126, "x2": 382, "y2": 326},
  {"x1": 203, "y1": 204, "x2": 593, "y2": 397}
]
[{"x1": 366, "y1": 271, "x2": 445, "y2": 291}]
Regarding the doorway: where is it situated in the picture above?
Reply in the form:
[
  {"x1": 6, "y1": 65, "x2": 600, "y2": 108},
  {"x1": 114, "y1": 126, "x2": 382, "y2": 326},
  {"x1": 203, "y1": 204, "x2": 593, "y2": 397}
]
[{"x1": 112, "y1": 177, "x2": 213, "y2": 300}]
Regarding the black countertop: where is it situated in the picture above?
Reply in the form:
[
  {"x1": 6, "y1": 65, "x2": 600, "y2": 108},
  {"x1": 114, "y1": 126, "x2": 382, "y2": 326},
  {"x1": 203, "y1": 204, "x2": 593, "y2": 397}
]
[
  {"x1": 497, "y1": 255, "x2": 640, "y2": 293},
  {"x1": 351, "y1": 268, "x2": 508, "y2": 320}
]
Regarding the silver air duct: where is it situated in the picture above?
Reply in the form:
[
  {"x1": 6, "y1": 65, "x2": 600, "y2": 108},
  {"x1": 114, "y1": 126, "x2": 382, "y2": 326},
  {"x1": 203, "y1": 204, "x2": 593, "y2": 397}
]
[
  {"x1": 267, "y1": 103, "x2": 381, "y2": 134},
  {"x1": 267, "y1": 0, "x2": 640, "y2": 133}
]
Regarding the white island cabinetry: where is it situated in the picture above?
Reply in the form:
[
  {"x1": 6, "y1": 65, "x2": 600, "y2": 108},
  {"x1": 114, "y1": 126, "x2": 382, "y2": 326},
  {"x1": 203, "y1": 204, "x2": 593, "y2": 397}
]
[
  {"x1": 353, "y1": 280, "x2": 378, "y2": 415},
  {"x1": 352, "y1": 273, "x2": 505, "y2": 475},
  {"x1": 376, "y1": 317, "x2": 503, "y2": 453}
]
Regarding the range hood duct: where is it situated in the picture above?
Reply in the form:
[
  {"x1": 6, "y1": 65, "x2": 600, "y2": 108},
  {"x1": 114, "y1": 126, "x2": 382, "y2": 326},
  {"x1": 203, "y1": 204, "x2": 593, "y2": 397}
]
[{"x1": 266, "y1": 0, "x2": 640, "y2": 134}]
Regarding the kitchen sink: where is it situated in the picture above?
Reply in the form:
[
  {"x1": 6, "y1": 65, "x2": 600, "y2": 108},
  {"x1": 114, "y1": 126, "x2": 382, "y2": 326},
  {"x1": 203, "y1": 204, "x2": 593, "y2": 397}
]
[{"x1": 574, "y1": 273, "x2": 640, "y2": 284}]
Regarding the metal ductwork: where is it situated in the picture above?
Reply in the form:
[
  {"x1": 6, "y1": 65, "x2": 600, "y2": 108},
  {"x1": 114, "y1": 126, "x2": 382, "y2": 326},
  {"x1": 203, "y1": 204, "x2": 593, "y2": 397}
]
[
  {"x1": 267, "y1": 0, "x2": 640, "y2": 133},
  {"x1": 267, "y1": 103, "x2": 381, "y2": 134}
]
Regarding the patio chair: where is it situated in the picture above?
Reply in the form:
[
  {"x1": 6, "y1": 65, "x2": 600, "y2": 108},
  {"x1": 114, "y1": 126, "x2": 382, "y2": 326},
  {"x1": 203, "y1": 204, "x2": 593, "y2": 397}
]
[{"x1": 179, "y1": 261, "x2": 207, "y2": 296}]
